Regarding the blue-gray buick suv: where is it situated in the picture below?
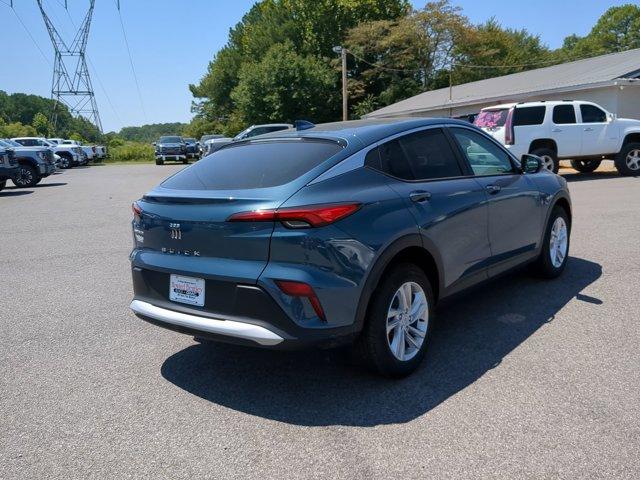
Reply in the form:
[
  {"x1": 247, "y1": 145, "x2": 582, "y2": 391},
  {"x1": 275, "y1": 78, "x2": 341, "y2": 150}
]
[{"x1": 130, "y1": 118, "x2": 571, "y2": 377}]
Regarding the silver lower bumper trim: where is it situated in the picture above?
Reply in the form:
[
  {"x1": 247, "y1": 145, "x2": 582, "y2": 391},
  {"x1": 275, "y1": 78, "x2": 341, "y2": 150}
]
[{"x1": 130, "y1": 300, "x2": 284, "y2": 346}]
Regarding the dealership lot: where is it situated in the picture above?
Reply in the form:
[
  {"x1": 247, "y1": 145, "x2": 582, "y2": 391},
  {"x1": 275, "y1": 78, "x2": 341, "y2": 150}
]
[{"x1": 1, "y1": 164, "x2": 638, "y2": 479}]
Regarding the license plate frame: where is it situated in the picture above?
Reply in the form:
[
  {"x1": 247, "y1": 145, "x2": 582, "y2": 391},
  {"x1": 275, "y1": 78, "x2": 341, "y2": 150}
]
[{"x1": 169, "y1": 274, "x2": 205, "y2": 307}]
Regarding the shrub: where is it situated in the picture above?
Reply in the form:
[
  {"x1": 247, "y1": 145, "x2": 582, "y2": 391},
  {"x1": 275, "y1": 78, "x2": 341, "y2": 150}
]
[{"x1": 106, "y1": 141, "x2": 154, "y2": 162}]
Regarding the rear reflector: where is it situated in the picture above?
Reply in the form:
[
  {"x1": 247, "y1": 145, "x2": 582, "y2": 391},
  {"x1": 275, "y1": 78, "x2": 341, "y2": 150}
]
[
  {"x1": 275, "y1": 280, "x2": 326, "y2": 321},
  {"x1": 228, "y1": 202, "x2": 361, "y2": 228}
]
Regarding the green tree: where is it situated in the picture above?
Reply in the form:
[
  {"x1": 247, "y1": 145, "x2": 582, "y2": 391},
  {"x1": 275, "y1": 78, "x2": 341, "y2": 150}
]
[
  {"x1": 0, "y1": 90, "x2": 101, "y2": 140},
  {"x1": 32, "y1": 112, "x2": 50, "y2": 136},
  {"x1": 189, "y1": 0, "x2": 409, "y2": 129},
  {"x1": 0, "y1": 121, "x2": 37, "y2": 138},
  {"x1": 118, "y1": 122, "x2": 186, "y2": 143},
  {"x1": 452, "y1": 18, "x2": 551, "y2": 86},
  {"x1": 560, "y1": 4, "x2": 640, "y2": 58},
  {"x1": 231, "y1": 42, "x2": 337, "y2": 124},
  {"x1": 346, "y1": 1, "x2": 472, "y2": 109}
]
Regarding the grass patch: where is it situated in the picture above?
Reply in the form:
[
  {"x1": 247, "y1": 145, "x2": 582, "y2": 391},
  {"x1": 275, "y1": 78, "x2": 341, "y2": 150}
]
[{"x1": 103, "y1": 141, "x2": 154, "y2": 163}]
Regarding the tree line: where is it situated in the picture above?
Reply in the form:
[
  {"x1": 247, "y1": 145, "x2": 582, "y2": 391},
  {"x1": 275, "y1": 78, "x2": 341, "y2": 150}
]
[
  {"x1": 185, "y1": 0, "x2": 640, "y2": 137},
  {"x1": 0, "y1": 91, "x2": 101, "y2": 142}
]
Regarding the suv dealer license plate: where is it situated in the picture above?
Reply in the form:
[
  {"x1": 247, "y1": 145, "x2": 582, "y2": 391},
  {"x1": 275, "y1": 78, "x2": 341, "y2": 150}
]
[{"x1": 169, "y1": 274, "x2": 205, "y2": 307}]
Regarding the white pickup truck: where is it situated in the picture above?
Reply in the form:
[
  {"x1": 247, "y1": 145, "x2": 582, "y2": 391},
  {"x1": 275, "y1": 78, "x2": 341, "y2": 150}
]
[{"x1": 474, "y1": 100, "x2": 640, "y2": 176}]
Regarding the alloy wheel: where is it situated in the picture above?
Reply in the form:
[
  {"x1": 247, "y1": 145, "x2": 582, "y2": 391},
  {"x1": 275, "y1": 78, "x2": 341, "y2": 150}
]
[
  {"x1": 15, "y1": 166, "x2": 34, "y2": 187},
  {"x1": 626, "y1": 149, "x2": 640, "y2": 171},
  {"x1": 540, "y1": 155, "x2": 555, "y2": 171},
  {"x1": 386, "y1": 282, "x2": 429, "y2": 361},
  {"x1": 549, "y1": 217, "x2": 568, "y2": 268}
]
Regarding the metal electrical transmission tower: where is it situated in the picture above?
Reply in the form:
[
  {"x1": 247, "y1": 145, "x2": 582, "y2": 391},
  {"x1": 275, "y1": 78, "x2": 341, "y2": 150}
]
[{"x1": 36, "y1": 0, "x2": 103, "y2": 133}]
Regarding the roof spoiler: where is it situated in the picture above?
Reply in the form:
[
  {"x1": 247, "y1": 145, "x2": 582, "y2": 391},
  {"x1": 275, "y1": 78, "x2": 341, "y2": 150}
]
[{"x1": 294, "y1": 120, "x2": 315, "y2": 131}]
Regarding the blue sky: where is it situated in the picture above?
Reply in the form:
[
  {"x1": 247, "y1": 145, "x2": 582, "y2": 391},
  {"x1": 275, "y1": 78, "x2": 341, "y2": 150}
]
[{"x1": 0, "y1": 0, "x2": 630, "y2": 132}]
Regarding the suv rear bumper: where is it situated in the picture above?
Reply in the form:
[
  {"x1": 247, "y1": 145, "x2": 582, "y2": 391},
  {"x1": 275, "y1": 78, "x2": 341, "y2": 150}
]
[
  {"x1": 131, "y1": 299, "x2": 284, "y2": 346},
  {"x1": 130, "y1": 266, "x2": 357, "y2": 349}
]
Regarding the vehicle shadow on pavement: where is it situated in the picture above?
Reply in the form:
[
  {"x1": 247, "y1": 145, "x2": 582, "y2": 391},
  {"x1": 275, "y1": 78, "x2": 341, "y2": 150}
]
[
  {"x1": 562, "y1": 171, "x2": 632, "y2": 182},
  {"x1": 161, "y1": 257, "x2": 602, "y2": 427},
  {"x1": 35, "y1": 182, "x2": 68, "y2": 188},
  {"x1": 0, "y1": 190, "x2": 33, "y2": 196}
]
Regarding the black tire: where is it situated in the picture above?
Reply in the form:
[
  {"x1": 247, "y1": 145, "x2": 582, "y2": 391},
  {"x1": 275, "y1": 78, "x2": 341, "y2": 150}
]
[
  {"x1": 615, "y1": 142, "x2": 640, "y2": 176},
  {"x1": 532, "y1": 206, "x2": 570, "y2": 279},
  {"x1": 0, "y1": 180, "x2": 5, "y2": 191},
  {"x1": 12, "y1": 164, "x2": 40, "y2": 188},
  {"x1": 570, "y1": 159, "x2": 601, "y2": 173},
  {"x1": 356, "y1": 263, "x2": 434, "y2": 377},
  {"x1": 531, "y1": 147, "x2": 559, "y2": 173},
  {"x1": 155, "y1": 158, "x2": 164, "y2": 165}
]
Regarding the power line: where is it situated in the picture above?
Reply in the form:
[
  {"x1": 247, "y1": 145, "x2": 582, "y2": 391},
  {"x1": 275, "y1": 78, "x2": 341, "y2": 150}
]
[
  {"x1": 347, "y1": 49, "x2": 607, "y2": 73},
  {"x1": 3, "y1": 3, "x2": 52, "y2": 67},
  {"x1": 114, "y1": 0, "x2": 148, "y2": 122}
]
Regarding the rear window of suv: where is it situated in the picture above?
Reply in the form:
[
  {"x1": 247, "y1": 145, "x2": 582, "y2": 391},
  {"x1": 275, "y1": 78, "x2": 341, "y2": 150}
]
[
  {"x1": 513, "y1": 106, "x2": 546, "y2": 126},
  {"x1": 161, "y1": 139, "x2": 343, "y2": 190},
  {"x1": 474, "y1": 109, "x2": 509, "y2": 128}
]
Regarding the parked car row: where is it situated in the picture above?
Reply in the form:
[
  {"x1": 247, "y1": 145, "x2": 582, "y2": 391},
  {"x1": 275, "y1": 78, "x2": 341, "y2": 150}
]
[
  {"x1": 472, "y1": 100, "x2": 640, "y2": 176},
  {"x1": 0, "y1": 136, "x2": 106, "y2": 189}
]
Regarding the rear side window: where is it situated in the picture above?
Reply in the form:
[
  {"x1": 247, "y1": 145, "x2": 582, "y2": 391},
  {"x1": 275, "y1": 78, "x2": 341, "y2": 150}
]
[
  {"x1": 372, "y1": 129, "x2": 462, "y2": 181},
  {"x1": 580, "y1": 104, "x2": 606, "y2": 123},
  {"x1": 553, "y1": 105, "x2": 576, "y2": 124},
  {"x1": 161, "y1": 140, "x2": 342, "y2": 190},
  {"x1": 379, "y1": 139, "x2": 413, "y2": 180},
  {"x1": 474, "y1": 109, "x2": 509, "y2": 128},
  {"x1": 513, "y1": 106, "x2": 546, "y2": 126},
  {"x1": 398, "y1": 129, "x2": 462, "y2": 180}
]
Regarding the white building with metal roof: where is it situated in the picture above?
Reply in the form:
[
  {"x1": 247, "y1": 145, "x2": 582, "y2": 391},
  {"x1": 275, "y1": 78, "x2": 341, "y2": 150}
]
[{"x1": 364, "y1": 48, "x2": 640, "y2": 120}]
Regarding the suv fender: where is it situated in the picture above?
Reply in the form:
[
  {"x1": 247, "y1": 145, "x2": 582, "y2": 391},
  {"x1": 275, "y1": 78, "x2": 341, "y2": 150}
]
[
  {"x1": 621, "y1": 132, "x2": 640, "y2": 149},
  {"x1": 537, "y1": 192, "x2": 572, "y2": 251},
  {"x1": 353, "y1": 234, "x2": 443, "y2": 333},
  {"x1": 15, "y1": 156, "x2": 41, "y2": 172}
]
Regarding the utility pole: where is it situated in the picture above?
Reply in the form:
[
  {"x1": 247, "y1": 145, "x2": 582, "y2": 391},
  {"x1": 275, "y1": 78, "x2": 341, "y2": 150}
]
[
  {"x1": 448, "y1": 62, "x2": 453, "y2": 117},
  {"x1": 333, "y1": 46, "x2": 348, "y2": 121},
  {"x1": 36, "y1": 1, "x2": 103, "y2": 133}
]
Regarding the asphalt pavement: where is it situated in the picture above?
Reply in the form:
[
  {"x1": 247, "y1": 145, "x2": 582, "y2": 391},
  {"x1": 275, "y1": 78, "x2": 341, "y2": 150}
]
[{"x1": 1, "y1": 163, "x2": 638, "y2": 479}]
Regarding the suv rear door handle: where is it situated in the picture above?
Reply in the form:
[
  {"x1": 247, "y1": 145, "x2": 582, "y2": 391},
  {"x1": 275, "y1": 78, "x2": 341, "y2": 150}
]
[
  {"x1": 552, "y1": 128, "x2": 562, "y2": 132},
  {"x1": 409, "y1": 191, "x2": 431, "y2": 203},
  {"x1": 485, "y1": 184, "x2": 501, "y2": 195},
  {"x1": 584, "y1": 127, "x2": 594, "y2": 131}
]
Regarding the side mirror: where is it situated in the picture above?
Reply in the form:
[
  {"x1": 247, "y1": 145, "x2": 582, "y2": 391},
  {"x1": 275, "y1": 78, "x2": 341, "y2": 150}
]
[
  {"x1": 152, "y1": 142, "x2": 156, "y2": 146},
  {"x1": 521, "y1": 154, "x2": 543, "y2": 174},
  {"x1": 608, "y1": 112, "x2": 616, "y2": 122}
]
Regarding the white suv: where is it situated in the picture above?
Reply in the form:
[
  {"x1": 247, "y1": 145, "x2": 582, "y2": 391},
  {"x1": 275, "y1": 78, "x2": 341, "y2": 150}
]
[{"x1": 474, "y1": 100, "x2": 640, "y2": 176}]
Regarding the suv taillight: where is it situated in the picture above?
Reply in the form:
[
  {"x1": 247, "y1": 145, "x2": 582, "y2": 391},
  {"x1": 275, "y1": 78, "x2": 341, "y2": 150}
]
[
  {"x1": 228, "y1": 203, "x2": 361, "y2": 228},
  {"x1": 132, "y1": 202, "x2": 142, "y2": 222},
  {"x1": 504, "y1": 108, "x2": 515, "y2": 145}
]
